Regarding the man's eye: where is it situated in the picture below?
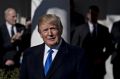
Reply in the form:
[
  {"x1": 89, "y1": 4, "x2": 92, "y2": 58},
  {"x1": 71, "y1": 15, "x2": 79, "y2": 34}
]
[
  {"x1": 43, "y1": 29, "x2": 48, "y2": 32},
  {"x1": 51, "y1": 28, "x2": 57, "y2": 30}
]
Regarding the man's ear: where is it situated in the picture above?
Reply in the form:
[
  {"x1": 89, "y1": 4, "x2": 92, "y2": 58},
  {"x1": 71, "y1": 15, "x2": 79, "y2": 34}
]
[
  {"x1": 59, "y1": 28, "x2": 63, "y2": 35},
  {"x1": 38, "y1": 31, "x2": 43, "y2": 38}
]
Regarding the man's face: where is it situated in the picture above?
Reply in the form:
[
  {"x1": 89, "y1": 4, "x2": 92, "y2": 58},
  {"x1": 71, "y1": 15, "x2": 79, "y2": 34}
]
[
  {"x1": 87, "y1": 10, "x2": 99, "y2": 23},
  {"x1": 5, "y1": 9, "x2": 17, "y2": 25},
  {"x1": 39, "y1": 23, "x2": 62, "y2": 47}
]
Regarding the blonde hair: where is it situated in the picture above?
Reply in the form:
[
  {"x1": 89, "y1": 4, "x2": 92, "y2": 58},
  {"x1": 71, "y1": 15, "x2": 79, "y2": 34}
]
[{"x1": 38, "y1": 14, "x2": 63, "y2": 31}]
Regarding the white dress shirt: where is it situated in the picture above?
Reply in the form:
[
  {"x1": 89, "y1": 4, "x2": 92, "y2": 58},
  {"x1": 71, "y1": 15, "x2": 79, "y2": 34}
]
[
  {"x1": 88, "y1": 21, "x2": 94, "y2": 33},
  {"x1": 43, "y1": 39, "x2": 62, "y2": 66},
  {"x1": 6, "y1": 22, "x2": 17, "y2": 37},
  {"x1": 88, "y1": 21, "x2": 98, "y2": 34}
]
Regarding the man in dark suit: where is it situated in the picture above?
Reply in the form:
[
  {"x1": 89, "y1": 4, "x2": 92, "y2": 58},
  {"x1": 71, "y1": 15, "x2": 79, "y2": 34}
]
[
  {"x1": 71, "y1": 5, "x2": 113, "y2": 79},
  {"x1": 20, "y1": 14, "x2": 89, "y2": 79},
  {"x1": 111, "y1": 20, "x2": 120, "y2": 79},
  {"x1": 0, "y1": 8, "x2": 28, "y2": 68}
]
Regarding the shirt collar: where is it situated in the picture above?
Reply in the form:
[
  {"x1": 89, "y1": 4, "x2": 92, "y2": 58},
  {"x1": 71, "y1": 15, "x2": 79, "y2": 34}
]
[
  {"x1": 6, "y1": 22, "x2": 12, "y2": 28},
  {"x1": 45, "y1": 39, "x2": 62, "y2": 52}
]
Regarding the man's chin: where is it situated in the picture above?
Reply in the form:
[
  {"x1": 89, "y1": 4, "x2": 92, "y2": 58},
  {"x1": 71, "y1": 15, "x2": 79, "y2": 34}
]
[{"x1": 46, "y1": 42, "x2": 56, "y2": 47}]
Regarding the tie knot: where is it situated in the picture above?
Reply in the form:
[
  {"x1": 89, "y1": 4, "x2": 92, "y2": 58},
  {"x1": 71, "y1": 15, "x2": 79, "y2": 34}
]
[{"x1": 48, "y1": 49, "x2": 54, "y2": 54}]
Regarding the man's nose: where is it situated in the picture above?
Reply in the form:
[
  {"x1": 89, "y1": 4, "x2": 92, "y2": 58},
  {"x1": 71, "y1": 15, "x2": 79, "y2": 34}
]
[
  {"x1": 48, "y1": 29, "x2": 52, "y2": 35},
  {"x1": 14, "y1": 17, "x2": 17, "y2": 21}
]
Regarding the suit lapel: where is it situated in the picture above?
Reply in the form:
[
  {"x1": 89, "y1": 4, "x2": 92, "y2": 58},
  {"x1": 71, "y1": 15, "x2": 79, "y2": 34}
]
[
  {"x1": 84, "y1": 23, "x2": 91, "y2": 38},
  {"x1": 2, "y1": 24, "x2": 11, "y2": 42},
  {"x1": 4, "y1": 24, "x2": 10, "y2": 37},
  {"x1": 45, "y1": 40, "x2": 68, "y2": 79}
]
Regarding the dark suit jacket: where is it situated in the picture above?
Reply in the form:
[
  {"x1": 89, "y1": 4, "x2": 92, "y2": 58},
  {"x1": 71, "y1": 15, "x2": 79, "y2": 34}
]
[
  {"x1": 111, "y1": 21, "x2": 120, "y2": 64},
  {"x1": 0, "y1": 23, "x2": 25, "y2": 66},
  {"x1": 71, "y1": 23, "x2": 113, "y2": 73},
  {"x1": 20, "y1": 39, "x2": 89, "y2": 79}
]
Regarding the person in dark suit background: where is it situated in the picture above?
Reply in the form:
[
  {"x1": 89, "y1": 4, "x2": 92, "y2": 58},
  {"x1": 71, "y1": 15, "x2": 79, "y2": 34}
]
[
  {"x1": 20, "y1": 14, "x2": 89, "y2": 79},
  {"x1": 111, "y1": 20, "x2": 120, "y2": 79},
  {"x1": 71, "y1": 5, "x2": 113, "y2": 79},
  {"x1": 21, "y1": 17, "x2": 32, "y2": 51},
  {"x1": 19, "y1": 17, "x2": 32, "y2": 64},
  {"x1": 0, "y1": 8, "x2": 29, "y2": 68},
  {"x1": 70, "y1": 0, "x2": 85, "y2": 42}
]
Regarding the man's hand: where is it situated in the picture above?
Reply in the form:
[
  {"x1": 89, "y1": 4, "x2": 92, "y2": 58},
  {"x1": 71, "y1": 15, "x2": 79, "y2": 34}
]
[
  {"x1": 5, "y1": 59, "x2": 15, "y2": 66},
  {"x1": 11, "y1": 31, "x2": 23, "y2": 43}
]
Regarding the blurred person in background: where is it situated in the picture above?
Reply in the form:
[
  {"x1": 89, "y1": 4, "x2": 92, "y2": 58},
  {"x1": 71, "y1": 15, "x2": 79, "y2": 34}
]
[
  {"x1": 22, "y1": 17, "x2": 31, "y2": 50},
  {"x1": 0, "y1": 8, "x2": 30, "y2": 69},
  {"x1": 111, "y1": 20, "x2": 120, "y2": 79},
  {"x1": 71, "y1": 5, "x2": 113, "y2": 79}
]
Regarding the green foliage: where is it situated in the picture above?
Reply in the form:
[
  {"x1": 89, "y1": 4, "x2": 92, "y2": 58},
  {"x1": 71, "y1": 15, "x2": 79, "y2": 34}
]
[{"x1": 0, "y1": 68, "x2": 19, "y2": 79}]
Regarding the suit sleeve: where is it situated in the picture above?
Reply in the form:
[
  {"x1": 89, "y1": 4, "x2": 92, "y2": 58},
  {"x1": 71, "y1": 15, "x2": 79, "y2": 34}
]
[{"x1": 111, "y1": 22, "x2": 120, "y2": 63}]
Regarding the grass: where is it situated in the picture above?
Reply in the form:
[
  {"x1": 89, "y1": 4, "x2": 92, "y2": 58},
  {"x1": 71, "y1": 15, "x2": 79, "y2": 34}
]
[{"x1": 0, "y1": 68, "x2": 19, "y2": 79}]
